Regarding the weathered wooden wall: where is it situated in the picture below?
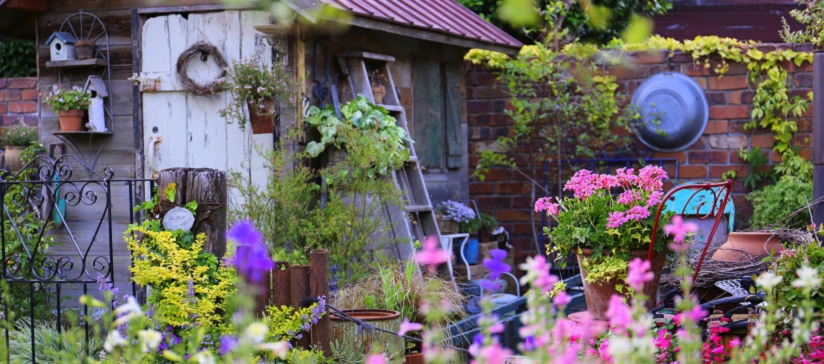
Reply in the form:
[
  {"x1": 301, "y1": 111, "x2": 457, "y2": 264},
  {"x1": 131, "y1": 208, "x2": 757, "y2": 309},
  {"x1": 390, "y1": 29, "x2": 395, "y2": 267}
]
[{"x1": 305, "y1": 27, "x2": 471, "y2": 206}]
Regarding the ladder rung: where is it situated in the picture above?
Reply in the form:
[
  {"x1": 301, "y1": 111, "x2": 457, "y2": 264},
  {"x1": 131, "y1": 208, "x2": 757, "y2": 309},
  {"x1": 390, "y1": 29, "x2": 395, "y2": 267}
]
[
  {"x1": 337, "y1": 51, "x2": 396, "y2": 62},
  {"x1": 406, "y1": 204, "x2": 433, "y2": 213},
  {"x1": 379, "y1": 104, "x2": 404, "y2": 113},
  {"x1": 406, "y1": 156, "x2": 418, "y2": 164}
]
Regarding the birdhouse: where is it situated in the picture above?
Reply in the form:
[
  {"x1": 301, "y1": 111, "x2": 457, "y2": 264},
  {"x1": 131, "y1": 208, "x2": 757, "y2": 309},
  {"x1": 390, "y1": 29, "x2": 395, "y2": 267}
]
[
  {"x1": 84, "y1": 75, "x2": 108, "y2": 132},
  {"x1": 46, "y1": 32, "x2": 77, "y2": 61}
]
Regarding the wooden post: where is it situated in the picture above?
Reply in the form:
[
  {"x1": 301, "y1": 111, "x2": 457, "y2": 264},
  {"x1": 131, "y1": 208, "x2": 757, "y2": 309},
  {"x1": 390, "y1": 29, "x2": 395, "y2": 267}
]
[
  {"x1": 310, "y1": 249, "x2": 330, "y2": 357},
  {"x1": 814, "y1": 52, "x2": 824, "y2": 230},
  {"x1": 157, "y1": 168, "x2": 228, "y2": 258}
]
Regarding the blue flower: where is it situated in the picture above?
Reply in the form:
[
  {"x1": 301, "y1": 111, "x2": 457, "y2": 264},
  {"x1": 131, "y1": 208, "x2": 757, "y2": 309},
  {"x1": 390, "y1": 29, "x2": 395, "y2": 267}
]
[
  {"x1": 483, "y1": 249, "x2": 510, "y2": 280},
  {"x1": 218, "y1": 335, "x2": 238, "y2": 356},
  {"x1": 226, "y1": 221, "x2": 274, "y2": 283}
]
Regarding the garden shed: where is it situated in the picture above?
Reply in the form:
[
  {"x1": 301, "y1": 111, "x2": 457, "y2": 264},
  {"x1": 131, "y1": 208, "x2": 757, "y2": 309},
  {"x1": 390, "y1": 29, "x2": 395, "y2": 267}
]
[{"x1": 12, "y1": 0, "x2": 522, "y2": 298}]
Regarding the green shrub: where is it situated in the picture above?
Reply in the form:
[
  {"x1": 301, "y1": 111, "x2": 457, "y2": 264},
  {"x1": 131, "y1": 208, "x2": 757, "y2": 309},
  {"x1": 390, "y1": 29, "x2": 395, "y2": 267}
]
[
  {"x1": 0, "y1": 40, "x2": 36, "y2": 78},
  {"x1": 1, "y1": 124, "x2": 38, "y2": 147},
  {"x1": 748, "y1": 178, "x2": 813, "y2": 229}
]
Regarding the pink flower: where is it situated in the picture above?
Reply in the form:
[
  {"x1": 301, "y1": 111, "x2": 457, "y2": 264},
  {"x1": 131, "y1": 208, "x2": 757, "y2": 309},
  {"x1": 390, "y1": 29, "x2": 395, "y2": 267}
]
[
  {"x1": 645, "y1": 190, "x2": 664, "y2": 208},
  {"x1": 553, "y1": 291, "x2": 571, "y2": 307},
  {"x1": 397, "y1": 318, "x2": 423, "y2": 337},
  {"x1": 606, "y1": 295, "x2": 632, "y2": 332},
  {"x1": 606, "y1": 211, "x2": 625, "y2": 229},
  {"x1": 617, "y1": 190, "x2": 642, "y2": 205},
  {"x1": 564, "y1": 169, "x2": 600, "y2": 199},
  {"x1": 534, "y1": 197, "x2": 560, "y2": 215},
  {"x1": 519, "y1": 255, "x2": 558, "y2": 293},
  {"x1": 686, "y1": 303, "x2": 708, "y2": 323},
  {"x1": 415, "y1": 236, "x2": 451, "y2": 274},
  {"x1": 471, "y1": 342, "x2": 512, "y2": 364},
  {"x1": 489, "y1": 322, "x2": 505, "y2": 334},
  {"x1": 664, "y1": 215, "x2": 698, "y2": 244},
  {"x1": 615, "y1": 167, "x2": 637, "y2": 186},
  {"x1": 637, "y1": 165, "x2": 668, "y2": 191},
  {"x1": 365, "y1": 354, "x2": 386, "y2": 364},
  {"x1": 626, "y1": 258, "x2": 654, "y2": 292}
]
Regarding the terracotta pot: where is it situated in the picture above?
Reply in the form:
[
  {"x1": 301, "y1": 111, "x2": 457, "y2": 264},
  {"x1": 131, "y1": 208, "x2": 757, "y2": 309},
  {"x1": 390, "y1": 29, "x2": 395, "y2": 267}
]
[
  {"x1": 3, "y1": 146, "x2": 24, "y2": 173},
  {"x1": 711, "y1": 232, "x2": 784, "y2": 262},
  {"x1": 372, "y1": 85, "x2": 386, "y2": 104},
  {"x1": 405, "y1": 353, "x2": 424, "y2": 364},
  {"x1": 58, "y1": 109, "x2": 85, "y2": 131},
  {"x1": 75, "y1": 40, "x2": 94, "y2": 60},
  {"x1": 575, "y1": 248, "x2": 667, "y2": 320},
  {"x1": 331, "y1": 309, "x2": 404, "y2": 359},
  {"x1": 247, "y1": 98, "x2": 275, "y2": 134}
]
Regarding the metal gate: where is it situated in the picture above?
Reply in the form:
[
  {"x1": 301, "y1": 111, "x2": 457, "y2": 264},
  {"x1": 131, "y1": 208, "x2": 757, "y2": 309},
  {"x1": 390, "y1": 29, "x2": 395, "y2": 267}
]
[{"x1": 0, "y1": 154, "x2": 155, "y2": 363}]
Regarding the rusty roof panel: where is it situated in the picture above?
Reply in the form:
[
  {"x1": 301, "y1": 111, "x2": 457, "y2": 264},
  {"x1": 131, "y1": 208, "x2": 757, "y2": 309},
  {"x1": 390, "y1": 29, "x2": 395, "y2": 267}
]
[{"x1": 322, "y1": 0, "x2": 522, "y2": 50}]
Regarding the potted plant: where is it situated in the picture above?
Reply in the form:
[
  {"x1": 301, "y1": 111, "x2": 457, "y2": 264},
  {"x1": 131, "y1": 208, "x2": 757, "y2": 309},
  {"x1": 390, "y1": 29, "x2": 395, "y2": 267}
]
[
  {"x1": 219, "y1": 58, "x2": 293, "y2": 134},
  {"x1": 305, "y1": 95, "x2": 410, "y2": 174},
  {"x1": 43, "y1": 85, "x2": 91, "y2": 132},
  {"x1": 74, "y1": 39, "x2": 94, "y2": 60},
  {"x1": 1, "y1": 123, "x2": 39, "y2": 172},
  {"x1": 434, "y1": 200, "x2": 475, "y2": 235},
  {"x1": 536, "y1": 166, "x2": 674, "y2": 320}
]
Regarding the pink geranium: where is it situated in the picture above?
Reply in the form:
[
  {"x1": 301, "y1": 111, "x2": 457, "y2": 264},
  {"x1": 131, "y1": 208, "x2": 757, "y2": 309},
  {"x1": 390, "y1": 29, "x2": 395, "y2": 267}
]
[
  {"x1": 415, "y1": 236, "x2": 450, "y2": 274},
  {"x1": 626, "y1": 258, "x2": 654, "y2": 292}
]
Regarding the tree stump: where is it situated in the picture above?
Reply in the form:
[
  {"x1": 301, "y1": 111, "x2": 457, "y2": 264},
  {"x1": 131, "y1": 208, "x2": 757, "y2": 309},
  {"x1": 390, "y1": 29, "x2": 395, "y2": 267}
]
[{"x1": 157, "y1": 168, "x2": 227, "y2": 259}]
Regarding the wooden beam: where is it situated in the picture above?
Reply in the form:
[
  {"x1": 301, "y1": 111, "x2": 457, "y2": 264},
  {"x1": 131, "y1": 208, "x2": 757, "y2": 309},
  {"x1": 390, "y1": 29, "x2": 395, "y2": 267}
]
[
  {"x1": 2, "y1": 0, "x2": 47, "y2": 12},
  {"x1": 7, "y1": 14, "x2": 36, "y2": 38},
  {"x1": 137, "y1": 4, "x2": 256, "y2": 15},
  {"x1": 813, "y1": 52, "x2": 824, "y2": 228}
]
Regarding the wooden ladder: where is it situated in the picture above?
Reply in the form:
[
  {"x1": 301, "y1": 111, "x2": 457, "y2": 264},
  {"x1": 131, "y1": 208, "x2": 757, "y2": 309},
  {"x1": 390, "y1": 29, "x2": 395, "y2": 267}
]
[{"x1": 336, "y1": 51, "x2": 442, "y2": 260}]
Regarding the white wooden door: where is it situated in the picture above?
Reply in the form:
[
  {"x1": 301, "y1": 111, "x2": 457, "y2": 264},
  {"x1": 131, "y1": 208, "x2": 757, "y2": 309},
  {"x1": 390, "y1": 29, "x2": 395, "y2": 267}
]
[{"x1": 140, "y1": 11, "x2": 272, "y2": 188}]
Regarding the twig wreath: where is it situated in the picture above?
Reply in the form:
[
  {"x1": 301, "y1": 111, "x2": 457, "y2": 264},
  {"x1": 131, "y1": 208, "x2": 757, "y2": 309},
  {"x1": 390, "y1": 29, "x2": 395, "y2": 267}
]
[{"x1": 176, "y1": 41, "x2": 228, "y2": 95}]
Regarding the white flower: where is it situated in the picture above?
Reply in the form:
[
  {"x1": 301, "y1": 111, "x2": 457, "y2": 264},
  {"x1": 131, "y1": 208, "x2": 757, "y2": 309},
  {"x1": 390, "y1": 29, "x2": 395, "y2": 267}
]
[
  {"x1": 607, "y1": 336, "x2": 632, "y2": 359},
  {"x1": 113, "y1": 296, "x2": 143, "y2": 326},
  {"x1": 138, "y1": 329, "x2": 162, "y2": 352},
  {"x1": 103, "y1": 330, "x2": 126, "y2": 352},
  {"x1": 793, "y1": 266, "x2": 820, "y2": 289},
  {"x1": 244, "y1": 322, "x2": 269, "y2": 344},
  {"x1": 258, "y1": 341, "x2": 290, "y2": 359},
  {"x1": 192, "y1": 351, "x2": 216, "y2": 364},
  {"x1": 756, "y1": 271, "x2": 783, "y2": 290}
]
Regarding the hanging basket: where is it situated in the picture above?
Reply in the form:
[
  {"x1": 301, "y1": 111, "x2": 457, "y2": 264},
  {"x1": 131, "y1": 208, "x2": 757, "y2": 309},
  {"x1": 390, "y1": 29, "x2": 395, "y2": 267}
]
[
  {"x1": 247, "y1": 98, "x2": 275, "y2": 134},
  {"x1": 436, "y1": 215, "x2": 459, "y2": 235}
]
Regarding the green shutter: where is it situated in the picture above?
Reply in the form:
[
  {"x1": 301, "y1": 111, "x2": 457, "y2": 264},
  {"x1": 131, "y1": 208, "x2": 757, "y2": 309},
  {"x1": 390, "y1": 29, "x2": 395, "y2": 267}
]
[
  {"x1": 444, "y1": 62, "x2": 463, "y2": 169},
  {"x1": 412, "y1": 58, "x2": 443, "y2": 169}
]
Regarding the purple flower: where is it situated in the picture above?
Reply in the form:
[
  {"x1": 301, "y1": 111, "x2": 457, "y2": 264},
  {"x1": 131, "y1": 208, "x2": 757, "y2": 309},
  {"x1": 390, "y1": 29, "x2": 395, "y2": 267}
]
[
  {"x1": 218, "y1": 335, "x2": 238, "y2": 356},
  {"x1": 310, "y1": 296, "x2": 326, "y2": 325},
  {"x1": 483, "y1": 249, "x2": 510, "y2": 280},
  {"x1": 397, "y1": 318, "x2": 423, "y2": 337},
  {"x1": 226, "y1": 221, "x2": 274, "y2": 283}
]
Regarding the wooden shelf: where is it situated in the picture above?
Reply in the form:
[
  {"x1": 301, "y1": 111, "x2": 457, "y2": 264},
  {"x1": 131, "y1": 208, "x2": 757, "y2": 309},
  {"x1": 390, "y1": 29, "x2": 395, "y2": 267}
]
[
  {"x1": 46, "y1": 58, "x2": 107, "y2": 68},
  {"x1": 53, "y1": 131, "x2": 113, "y2": 136}
]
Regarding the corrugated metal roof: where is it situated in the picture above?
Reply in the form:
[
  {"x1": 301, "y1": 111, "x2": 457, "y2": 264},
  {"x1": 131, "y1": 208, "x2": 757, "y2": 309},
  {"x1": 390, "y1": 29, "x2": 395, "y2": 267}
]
[{"x1": 321, "y1": 0, "x2": 523, "y2": 50}]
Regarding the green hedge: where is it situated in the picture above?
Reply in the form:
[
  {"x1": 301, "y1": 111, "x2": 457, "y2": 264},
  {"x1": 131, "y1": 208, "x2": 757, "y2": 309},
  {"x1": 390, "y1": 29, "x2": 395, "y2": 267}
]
[{"x1": 0, "y1": 40, "x2": 36, "y2": 78}]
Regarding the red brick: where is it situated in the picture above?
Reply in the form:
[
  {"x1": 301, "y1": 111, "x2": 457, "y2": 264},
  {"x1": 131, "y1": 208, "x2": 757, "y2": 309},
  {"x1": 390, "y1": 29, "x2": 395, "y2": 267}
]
[
  {"x1": 470, "y1": 182, "x2": 495, "y2": 194},
  {"x1": 728, "y1": 91, "x2": 743, "y2": 104},
  {"x1": 771, "y1": 149, "x2": 783, "y2": 163},
  {"x1": 0, "y1": 104, "x2": 6, "y2": 114},
  {"x1": 709, "y1": 165, "x2": 748, "y2": 178},
  {"x1": 0, "y1": 90, "x2": 20, "y2": 101},
  {"x1": 21, "y1": 89, "x2": 38, "y2": 101},
  {"x1": 0, "y1": 79, "x2": 6, "y2": 89},
  {"x1": 708, "y1": 135, "x2": 748, "y2": 149},
  {"x1": 477, "y1": 196, "x2": 510, "y2": 209},
  {"x1": 691, "y1": 77, "x2": 708, "y2": 89},
  {"x1": 798, "y1": 148, "x2": 812, "y2": 160},
  {"x1": 465, "y1": 87, "x2": 474, "y2": 100},
  {"x1": 678, "y1": 165, "x2": 707, "y2": 178},
  {"x1": 496, "y1": 209, "x2": 531, "y2": 222},
  {"x1": 724, "y1": 62, "x2": 750, "y2": 75},
  {"x1": 689, "y1": 151, "x2": 727, "y2": 163},
  {"x1": 467, "y1": 100, "x2": 496, "y2": 114},
  {"x1": 473, "y1": 85, "x2": 508, "y2": 99},
  {"x1": 634, "y1": 50, "x2": 666, "y2": 64},
  {"x1": 798, "y1": 119, "x2": 812, "y2": 132},
  {"x1": 729, "y1": 121, "x2": 752, "y2": 133},
  {"x1": 481, "y1": 168, "x2": 510, "y2": 181},
  {"x1": 708, "y1": 76, "x2": 749, "y2": 90},
  {"x1": 703, "y1": 120, "x2": 729, "y2": 134},
  {"x1": 795, "y1": 133, "x2": 812, "y2": 146},
  {"x1": 8, "y1": 101, "x2": 35, "y2": 114},
  {"x1": 497, "y1": 182, "x2": 530, "y2": 194},
  {"x1": 750, "y1": 134, "x2": 775, "y2": 148},
  {"x1": 8, "y1": 78, "x2": 36, "y2": 89},
  {"x1": 651, "y1": 151, "x2": 686, "y2": 163},
  {"x1": 795, "y1": 73, "x2": 813, "y2": 88},
  {"x1": 683, "y1": 64, "x2": 710, "y2": 76},
  {"x1": 706, "y1": 92, "x2": 727, "y2": 105},
  {"x1": 513, "y1": 223, "x2": 533, "y2": 236},
  {"x1": 512, "y1": 197, "x2": 535, "y2": 209},
  {"x1": 670, "y1": 52, "x2": 692, "y2": 63},
  {"x1": 688, "y1": 137, "x2": 706, "y2": 149},
  {"x1": 710, "y1": 105, "x2": 749, "y2": 119}
]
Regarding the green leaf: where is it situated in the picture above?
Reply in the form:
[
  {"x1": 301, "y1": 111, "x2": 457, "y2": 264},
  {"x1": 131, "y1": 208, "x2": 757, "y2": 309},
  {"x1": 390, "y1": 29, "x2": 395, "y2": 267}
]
[
  {"x1": 184, "y1": 200, "x2": 198, "y2": 214},
  {"x1": 305, "y1": 141, "x2": 326, "y2": 158}
]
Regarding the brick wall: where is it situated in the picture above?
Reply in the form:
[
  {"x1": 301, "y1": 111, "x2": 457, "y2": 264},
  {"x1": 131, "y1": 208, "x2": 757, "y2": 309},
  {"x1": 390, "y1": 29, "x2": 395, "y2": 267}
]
[
  {"x1": 466, "y1": 44, "x2": 814, "y2": 263},
  {"x1": 0, "y1": 77, "x2": 39, "y2": 129}
]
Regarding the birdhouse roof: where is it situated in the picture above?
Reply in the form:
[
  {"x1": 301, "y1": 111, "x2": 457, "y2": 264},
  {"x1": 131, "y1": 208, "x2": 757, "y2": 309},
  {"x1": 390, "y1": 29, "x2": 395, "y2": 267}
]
[
  {"x1": 84, "y1": 75, "x2": 108, "y2": 97},
  {"x1": 46, "y1": 32, "x2": 77, "y2": 45}
]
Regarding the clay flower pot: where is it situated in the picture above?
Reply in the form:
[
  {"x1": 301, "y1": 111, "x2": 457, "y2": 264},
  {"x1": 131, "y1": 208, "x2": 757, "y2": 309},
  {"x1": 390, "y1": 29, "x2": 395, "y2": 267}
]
[
  {"x1": 58, "y1": 109, "x2": 85, "y2": 131},
  {"x1": 372, "y1": 85, "x2": 386, "y2": 104},
  {"x1": 247, "y1": 98, "x2": 275, "y2": 134},
  {"x1": 575, "y1": 248, "x2": 667, "y2": 320},
  {"x1": 404, "y1": 353, "x2": 424, "y2": 364},
  {"x1": 711, "y1": 232, "x2": 784, "y2": 262},
  {"x1": 3, "y1": 145, "x2": 25, "y2": 173},
  {"x1": 75, "y1": 39, "x2": 94, "y2": 60},
  {"x1": 331, "y1": 309, "x2": 404, "y2": 359}
]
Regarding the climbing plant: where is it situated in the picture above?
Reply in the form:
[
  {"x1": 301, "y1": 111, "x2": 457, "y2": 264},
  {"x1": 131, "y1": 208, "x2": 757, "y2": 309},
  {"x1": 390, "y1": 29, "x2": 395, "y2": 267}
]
[{"x1": 0, "y1": 40, "x2": 36, "y2": 78}]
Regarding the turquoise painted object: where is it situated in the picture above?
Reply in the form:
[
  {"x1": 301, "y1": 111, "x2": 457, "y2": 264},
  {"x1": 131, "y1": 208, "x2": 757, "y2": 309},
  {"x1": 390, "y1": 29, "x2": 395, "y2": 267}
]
[
  {"x1": 663, "y1": 182, "x2": 735, "y2": 232},
  {"x1": 52, "y1": 174, "x2": 66, "y2": 226},
  {"x1": 457, "y1": 237, "x2": 479, "y2": 265}
]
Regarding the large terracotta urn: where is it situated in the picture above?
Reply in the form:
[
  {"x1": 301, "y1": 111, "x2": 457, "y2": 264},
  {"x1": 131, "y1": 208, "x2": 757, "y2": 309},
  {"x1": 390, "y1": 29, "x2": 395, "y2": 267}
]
[{"x1": 711, "y1": 232, "x2": 784, "y2": 262}]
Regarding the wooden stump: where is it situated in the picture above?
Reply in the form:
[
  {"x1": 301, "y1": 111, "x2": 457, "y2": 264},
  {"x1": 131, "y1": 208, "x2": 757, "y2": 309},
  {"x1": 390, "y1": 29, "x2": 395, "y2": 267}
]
[{"x1": 157, "y1": 168, "x2": 228, "y2": 259}]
